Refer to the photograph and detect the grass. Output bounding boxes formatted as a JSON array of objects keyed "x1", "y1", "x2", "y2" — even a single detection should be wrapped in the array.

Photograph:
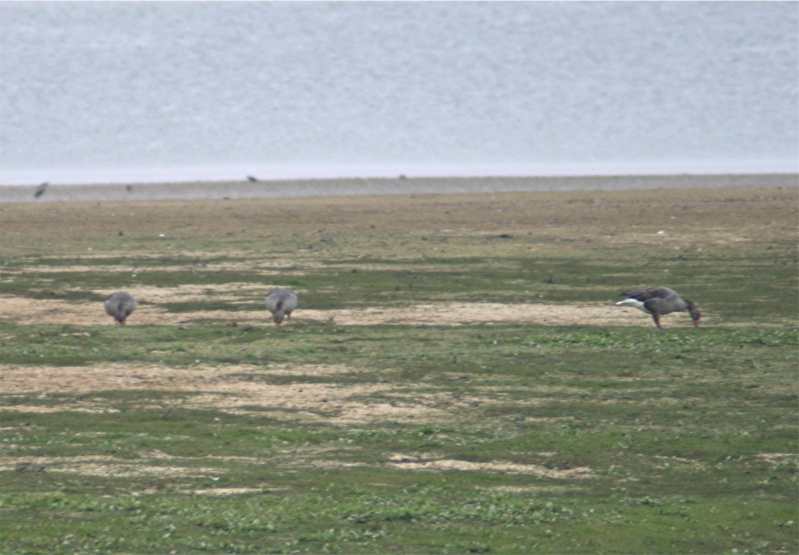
[{"x1": 0, "y1": 185, "x2": 797, "y2": 554}]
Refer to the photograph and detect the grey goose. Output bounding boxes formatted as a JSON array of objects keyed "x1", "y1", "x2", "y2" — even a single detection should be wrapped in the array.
[
  {"x1": 265, "y1": 288, "x2": 298, "y2": 327},
  {"x1": 104, "y1": 291, "x2": 136, "y2": 325},
  {"x1": 616, "y1": 287, "x2": 701, "y2": 329}
]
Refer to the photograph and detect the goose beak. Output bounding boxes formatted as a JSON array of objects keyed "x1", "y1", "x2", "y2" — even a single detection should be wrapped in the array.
[{"x1": 693, "y1": 318, "x2": 700, "y2": 328}]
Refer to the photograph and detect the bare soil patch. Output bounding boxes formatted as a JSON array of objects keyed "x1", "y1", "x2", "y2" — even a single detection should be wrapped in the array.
[
  {"x1": 1, "y1": 455, "x2": 220, "y2": 478},
  {"x1": 387, "y1": 453, "x2": 593, "y2": 479},
  {"x1": 0, "y1": 361, "x2": 596, "y2": 480},
  {"x1": 0, "y1": 362, "x2": 493, "y2": 425},
  {"x1": 302, "y1": 303, "x2": 661, "y2": 327},
  {"x1": 1, "y1": 292, "x2": 668, "y2": 327}
]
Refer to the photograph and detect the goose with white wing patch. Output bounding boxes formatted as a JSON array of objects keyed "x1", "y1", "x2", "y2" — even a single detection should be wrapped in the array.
[{"x1": 616, "y1": 287, "x2": 701, "y2": 329}]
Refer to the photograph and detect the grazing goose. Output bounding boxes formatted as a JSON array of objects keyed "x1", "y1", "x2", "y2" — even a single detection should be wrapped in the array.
[
  {"x1": 265, "y1": 288, "x2": 298, "y2": 326},
  {"x1": 104, "y1": 291, "x2": 136, "y2": 325},
  {"x1": 616, "y1": 287, "x2": 701, "y2": 329}
]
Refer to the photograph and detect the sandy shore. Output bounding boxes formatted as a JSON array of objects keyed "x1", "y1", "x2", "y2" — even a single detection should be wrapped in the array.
[{"x1": 1, "y1": 173, "x2": 796, "y2": 203}]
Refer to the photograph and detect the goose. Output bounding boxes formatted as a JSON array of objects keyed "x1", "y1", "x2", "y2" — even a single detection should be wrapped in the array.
[
  {"x1": 104, "y1": 291, "x2": 136, "y2": 325},
  {"x1": 616, "y1": 287, "x2": 700, "y2": 329},
  {"x1": 265, "y1": 288, "x2": 298, "y2": 326}
]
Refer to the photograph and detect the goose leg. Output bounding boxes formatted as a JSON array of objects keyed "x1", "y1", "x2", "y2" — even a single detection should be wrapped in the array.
[{"x1": 652, "y1": 314, "x2": 662, "y2": 329}]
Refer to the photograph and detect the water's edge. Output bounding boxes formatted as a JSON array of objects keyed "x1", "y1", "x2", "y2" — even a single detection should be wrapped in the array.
[{"x1": 2, "y1": 174, "x2": 796, "y2": 204}]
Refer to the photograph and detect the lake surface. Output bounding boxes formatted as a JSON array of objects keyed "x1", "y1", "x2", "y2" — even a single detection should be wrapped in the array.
[{"x1": 1, "y1": 2, "x2": 797, "y2": 186}]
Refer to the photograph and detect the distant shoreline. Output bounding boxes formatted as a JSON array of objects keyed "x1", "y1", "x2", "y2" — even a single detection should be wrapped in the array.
[{"x1": 1, "y1": 173, "x2": 796, "y2": 203}]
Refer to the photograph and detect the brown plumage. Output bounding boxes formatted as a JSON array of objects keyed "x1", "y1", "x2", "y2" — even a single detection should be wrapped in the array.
[
  {"x1": 265, "y1": 288, "x2": 298, "y2": 327},
  {"x1": 616, "y1": 287, "x2": 701, "y2": 329},
  {"x1": 104, "y1": 291, "x2": 136, "y2": 325}
]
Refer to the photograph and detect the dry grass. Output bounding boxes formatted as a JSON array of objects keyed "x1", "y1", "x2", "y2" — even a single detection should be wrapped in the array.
[
  {"x1": 0, "y1": 293, "x2": 652, "y2": 327},
  {"x1": 1, "y1": 185, "x2": 794, "y2": 254}
]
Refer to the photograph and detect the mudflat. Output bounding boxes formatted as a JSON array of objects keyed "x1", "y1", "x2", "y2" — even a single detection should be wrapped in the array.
[{"x1": 1, "y1": 173, "x2": 795, "y2": 202}]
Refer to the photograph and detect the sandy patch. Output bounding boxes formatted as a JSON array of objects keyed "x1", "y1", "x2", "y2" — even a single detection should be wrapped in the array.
[
  {"x1": 11, "y1": 258, "x2": 321, "y2": 276},
  {"x1": 0, "y1": 293, "x2": 250, "y2": 326},
  {"x1": 0, "y1": 361, "x2": 596, "y2": 479},
  {"x1": 756, "y1": 453, "x2": 799, "y2": 465},
  {"x1": 0, "y1": 405, "x2": 120, "y2": 415},
  {"x1": 387, "y1": 453, "x2": 592, "y2": 479},
  {"x1": 0, "y1": 362, "x2": 477, "y2": 425},
  {"x1": 4, "y1": 451, "x2": 592, "y2": 481},
  {"x1": 302, "y1": 303, "x2": 652, "y2": 327},
  {"x1": 191, "y1": 487, "x2": 273, "y2": 496},
  {"x1": 2, "y1": 455, "x2": 219, "y2": 478},
  {"x1": 0, "y1": 292, "x2": 667, "y2": 327}
]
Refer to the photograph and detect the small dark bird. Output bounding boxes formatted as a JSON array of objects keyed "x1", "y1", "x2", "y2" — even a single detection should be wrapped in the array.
[
  {"x1": 33, "y1": 182, "x2": 49, "y2": 198},
  {"x1": 265, "y1": 288, "x2": 298, "y2": 327},
  {"x1": 104, "y1": 291, "x2": 137, "y2": 325},
  {"x1": 616, "y1": 287, "x2": 701, "y2": 329},
  {"x1": 247, "y1": 175, "x2": 259, "y2": 182}
]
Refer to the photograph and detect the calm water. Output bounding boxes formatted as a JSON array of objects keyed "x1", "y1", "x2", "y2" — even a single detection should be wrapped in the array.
[{"x1": 1, "y1": 1, "x2": 797, "y2": 186}]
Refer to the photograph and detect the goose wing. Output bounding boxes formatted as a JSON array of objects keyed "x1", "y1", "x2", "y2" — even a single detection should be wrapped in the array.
[{"x1": 622, "y1": 287, "x2": 677, "y2": 303}]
